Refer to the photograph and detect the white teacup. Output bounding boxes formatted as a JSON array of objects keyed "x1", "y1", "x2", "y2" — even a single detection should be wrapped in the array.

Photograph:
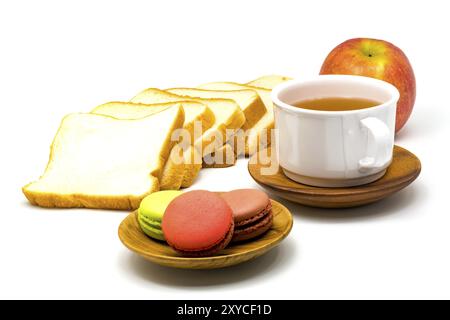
[{"x1": 271, "y1": 75, "x2": 400, "y2": 187}]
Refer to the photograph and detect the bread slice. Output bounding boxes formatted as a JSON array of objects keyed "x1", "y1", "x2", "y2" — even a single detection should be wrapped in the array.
[
  {"x1": 92, "y1": 101, "x2": 215, "y2": 139},
  {"x1": 23, "y1": 105, "x2": 185, "y2": 210},
  {"x1": 197, "y1": 82, "x2": 273, "y2": 156},
  {"x1": 201, "y1": 130, "x2": 245, "y2": 168},
  {"x1": 166, "y1": 88, "x2": 266, "y2": 130},
  {"x1": 246, "y1": 75, "x2": 292, "y2": 89},
  {"x1": 131, "y1": 88, "x2": 245, "y2": 188},
  {"x1": 92, "y1": 101, "x2": 169, "y2": 118},
  {"x1": 180, "y1": 146, "x2": 203, "y2": 188},
  {"x1": 202, "y1": 144, "x2": 237, "y2": 168},
  {"x1": 160, "y1": 144, "x2": 202, "y2": 189},
  {"x1": 91, "y1": 101, "x2": 214, "y2": 190}
]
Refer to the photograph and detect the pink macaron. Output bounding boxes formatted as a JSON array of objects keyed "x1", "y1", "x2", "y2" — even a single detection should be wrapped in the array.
[{"x1": 162, "y1": 190, "x2": 234, "y2": 256}]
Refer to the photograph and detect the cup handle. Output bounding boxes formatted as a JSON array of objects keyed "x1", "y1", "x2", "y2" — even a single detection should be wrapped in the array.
[{"x1": 358, "y1": 117, "x2": 392, "y2": 173}]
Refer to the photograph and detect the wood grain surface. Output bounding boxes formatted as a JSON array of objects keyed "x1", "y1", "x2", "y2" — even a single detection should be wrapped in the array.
[
  {"x1": 118, "y1": 199, "x2": 293, "y2": 269},
  {"x1": 248, "y1": 145, "x2": 421, "y2": 208}
]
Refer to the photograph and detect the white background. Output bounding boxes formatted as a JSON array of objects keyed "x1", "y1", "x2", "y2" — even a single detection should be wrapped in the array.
[{"x1": 1, "y1": 0, "x2": 449, "y2": 299}]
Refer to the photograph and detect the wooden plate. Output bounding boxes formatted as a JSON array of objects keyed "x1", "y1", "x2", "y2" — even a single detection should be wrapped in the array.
[
  {"x1": 248, "y1": 145, "x2": 421, "y2": 208},
  {"x1": 118, "y1": 199, "x2": 293, "y2": 269}
]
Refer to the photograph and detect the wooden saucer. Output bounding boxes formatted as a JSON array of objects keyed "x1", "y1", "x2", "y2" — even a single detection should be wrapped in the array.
[
  {"x1": 118, "y1": 199, "x2": 293, "y2": 269},
  {"x1": 248, "y1": 145, "x2": 421, "y2": 208}
]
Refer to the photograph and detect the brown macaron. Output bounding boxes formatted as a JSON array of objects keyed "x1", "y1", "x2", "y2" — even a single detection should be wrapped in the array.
[{"x1": 221, "y1": 189, "x2": 273, "y2": 242}]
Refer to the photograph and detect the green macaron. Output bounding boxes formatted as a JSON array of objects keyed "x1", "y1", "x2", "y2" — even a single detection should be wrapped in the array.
[{"x1": 137, "y1": 190, "x2": 183, "y2": 241}]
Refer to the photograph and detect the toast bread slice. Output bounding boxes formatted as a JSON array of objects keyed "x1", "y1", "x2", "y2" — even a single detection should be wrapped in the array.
[
  {"x1": 202, "y1": 144, "x2": 237, "y2": 168},
  {"x1": 23, "y1": 105, "x2": 185, "y2": 210},
  {"x1": 246, "y1": 75, "x2": 292, "y2": 89},
  {"x1": 92, "y1": 101, "x2": 214, "y2": 140},
  {"x1": 179, "y1": 146, "x2": 203, "y2": 188}
]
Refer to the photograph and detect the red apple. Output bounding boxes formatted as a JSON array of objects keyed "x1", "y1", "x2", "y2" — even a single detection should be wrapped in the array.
[{"x1": 320, "y1": 38, "x2": 416, "y2": 133}]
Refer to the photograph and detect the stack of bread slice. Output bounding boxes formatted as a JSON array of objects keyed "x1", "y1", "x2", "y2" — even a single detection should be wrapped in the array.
[
  {"x1": 23, "y1": 75, "x2": 291, "y2": 210},
  {"x1": 198, "y1": 82, "x2": 273, "y2": 155},
  {"x1": 130, "y1": 88, "x2": 246, "y2": 188},
  {"x1": 166, "y1": 88, "x2": 267, "y2": 131}
]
